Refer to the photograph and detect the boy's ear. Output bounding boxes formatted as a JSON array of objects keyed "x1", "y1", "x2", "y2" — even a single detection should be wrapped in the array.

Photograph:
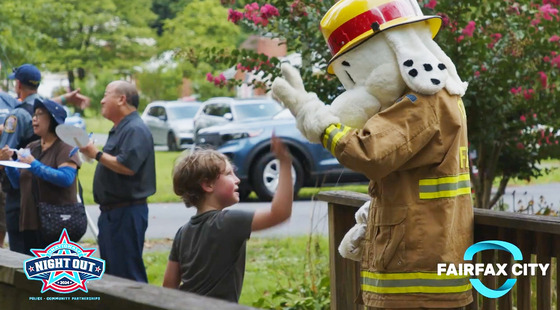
[{"x1": 200, "y1": 179, "x2": 214, "y2": 193}]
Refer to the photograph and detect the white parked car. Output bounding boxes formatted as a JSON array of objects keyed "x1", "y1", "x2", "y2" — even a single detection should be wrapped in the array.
[{"x1": 142, "y1": 101, "x2": 201, "y2": 151}]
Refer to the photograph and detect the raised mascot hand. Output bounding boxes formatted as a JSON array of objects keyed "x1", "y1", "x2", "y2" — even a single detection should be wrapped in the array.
[{"x1": 272, "y1": 64, "x2": 340, "y2": 143}]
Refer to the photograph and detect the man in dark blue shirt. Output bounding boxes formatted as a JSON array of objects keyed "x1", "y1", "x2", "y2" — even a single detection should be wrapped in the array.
[{"x1": 80, "y1": 80, "x2": 155, "y2": 282}]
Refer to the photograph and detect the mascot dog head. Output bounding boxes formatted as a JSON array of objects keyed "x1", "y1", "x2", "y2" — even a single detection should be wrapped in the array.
[{"x1": 321, "y1": 0, "x2": 467, "y2": 112}]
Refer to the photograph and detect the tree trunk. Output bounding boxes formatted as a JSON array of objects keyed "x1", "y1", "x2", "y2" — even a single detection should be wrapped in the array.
[
  {"x1": 67, "y1": 69, "x2": 75, "y2": 91},
  {"x1": 473, "y1": 141, "x2": 505, "y2": 209}
]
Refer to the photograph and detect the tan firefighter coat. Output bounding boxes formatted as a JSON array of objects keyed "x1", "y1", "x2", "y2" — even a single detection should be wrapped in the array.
[{"x1": 321, "y1": 89, "x2": 474, "y2": 308}]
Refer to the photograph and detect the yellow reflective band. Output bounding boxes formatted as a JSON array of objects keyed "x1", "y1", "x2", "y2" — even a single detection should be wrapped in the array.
[
  {"x1": 361, "y1": 271, "x2": 467, "y2": 280},
  {"x1": 419, "y1": 188, "x2": 472, "y2": 199},
  {"x1": 418, "y1": 173, "x2": 471, "y2": 200},
  {"x1": 322, "y1": 124, "x2": 339, "y2": 149},
  {"x1": 418, "y1": 173, "x2": 470, "y2": 186},
  {"x1": 330, "y1": 125, "x2": 351, "y2": 155},
  {"x1": 361, "y1": 271, "x2": 472, "y2": 294},
  {"x1": 361, "y1": 283, "x2": 472, "y2": 294}
]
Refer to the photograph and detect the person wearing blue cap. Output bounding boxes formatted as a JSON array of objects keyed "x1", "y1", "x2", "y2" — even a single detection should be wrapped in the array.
[
  {"x1": 0, "y1": 64, "x2": 42, "y2": 253},
  {"x1": 3, "y1": 98, "x2": 82, "y2": 252},
  {"x1": 0, "y1": 64, "x2": 91, "y2": 252}
]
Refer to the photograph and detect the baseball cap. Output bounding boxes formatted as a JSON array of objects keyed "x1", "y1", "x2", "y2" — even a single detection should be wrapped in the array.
[
  {"x1": 34, "y1": 98, "x2": 67, "y2": 126},
  {"x1": 8, "y1": 64, "x2": 41, "y2": 87}
]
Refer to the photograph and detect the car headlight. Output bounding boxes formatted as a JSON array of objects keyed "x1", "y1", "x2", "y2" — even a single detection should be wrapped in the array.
[{"x1": 223, "y1": 129, "x2": 264, "y2": 141}]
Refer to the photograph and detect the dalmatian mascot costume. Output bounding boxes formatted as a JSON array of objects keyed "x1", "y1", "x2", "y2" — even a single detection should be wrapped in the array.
[{"x1": 273, "y1": 0, "x2": 474, "y2": 308}]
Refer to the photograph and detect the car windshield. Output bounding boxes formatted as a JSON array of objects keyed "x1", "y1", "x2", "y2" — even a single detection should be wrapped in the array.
[
  {"x1": 233, "y1": 102, "x2": 283, "y2": 121},
  {"x1": 166, "y1": 105, "x2": 200, "y2": 121}
]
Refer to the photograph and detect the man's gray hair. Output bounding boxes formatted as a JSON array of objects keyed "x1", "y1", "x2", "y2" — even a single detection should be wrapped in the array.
[{"x1": 114, "y1": 81, "x2": 139, "y2": 108}]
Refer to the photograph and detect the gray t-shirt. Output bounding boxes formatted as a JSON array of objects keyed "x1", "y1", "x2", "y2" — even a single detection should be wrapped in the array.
[{"x1": 169, "y1": 209, "x2": 254, "y2": 302}]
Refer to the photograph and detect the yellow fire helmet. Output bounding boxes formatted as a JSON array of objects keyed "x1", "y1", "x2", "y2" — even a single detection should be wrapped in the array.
[{"x1": 320, "y1": 0, "x2": 442, "y2": 74}]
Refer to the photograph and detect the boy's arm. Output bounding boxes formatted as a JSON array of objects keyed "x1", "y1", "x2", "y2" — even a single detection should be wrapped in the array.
[
  {"x1": 251, "y1": 135, "x2": 293, "y2": 231},
  {"x1": 162, "y1": 260, "x2": 181, "y2": 289}
]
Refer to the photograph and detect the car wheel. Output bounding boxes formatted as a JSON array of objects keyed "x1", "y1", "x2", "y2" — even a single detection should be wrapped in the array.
[
  {"x1": 251, "y1": 152, "x2": 303, "y2": 201},
  {"x1": 168, "y1": 132, "x2": 178, "y2": 151}
]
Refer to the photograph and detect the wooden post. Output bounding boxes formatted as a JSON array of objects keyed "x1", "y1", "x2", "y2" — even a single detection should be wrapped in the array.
[
  {"x1": 328, "y1": 202, "x2": 363, "y2": 310},
  {"x1": 536, "y1": 232, "x2": 551, "y2": 310}
]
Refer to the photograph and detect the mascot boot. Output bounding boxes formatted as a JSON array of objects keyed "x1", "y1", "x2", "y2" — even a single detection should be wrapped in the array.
[{"x1": 272, "y1": 0, "x2": 474, "y2": 308}]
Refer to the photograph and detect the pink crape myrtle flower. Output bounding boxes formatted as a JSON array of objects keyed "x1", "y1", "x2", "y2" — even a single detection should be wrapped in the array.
[
  {"x1": 549, "y1": 35, "x2": 560, "y2": 42},
  {"x1": 543, "y1": 0, "x2": 560, "y2": 5},
  {"x1": 227, "y1": 9, "x2": 243, "y2": 24},
  {"x1": 260, "y1": 4, "x2": 279, "y2": 19},
  {"x1": 539, "y1": 4, "x2": 559, "y2": 21},
  {"x1": 510, "y1": 86, "x2": 522, "y2": 94},
  {"x1": 290, "y1": 0, "x2": 308, "y2": 17},
  {"x1": 520, "y1": 115, "x2": 527, "y2": 122},
  {"x1": 523, "y1": 89, "x2": 535, "y2": 100},
  {"x1": 551, "y1": 55, "x2": 560, "y2": 68},
  {"x1": 206, "y1": 72, "x2": 214, "y2": 82},
  {"x1": 424, "y1": 0, "x2": 437, "y2": 9},
  {"x1": 488, "y1": 33, "x2": 502, "y2": 49},
  {"x1": 538, "y1": 71, "x2": 548, "y2": 88},
  {"x1": 462, "y1": 21, "x2": 476, "y2": 37}
]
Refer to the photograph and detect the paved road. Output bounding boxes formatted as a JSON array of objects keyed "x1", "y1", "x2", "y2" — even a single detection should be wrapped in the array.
[
  {"x1": 500, "y1": 183, "x2": 560, "y2": 212},
  {"x1": 83, "y1": 200, "x2": 330, "y2": 241}
]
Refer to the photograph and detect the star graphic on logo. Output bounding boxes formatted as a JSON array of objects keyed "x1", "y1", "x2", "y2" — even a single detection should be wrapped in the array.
[
  {"x1": 95, "y1": 266, "x2": 101, "y2": 273},
  {"x1": 28, "y1": 230, "x2": 98, "y2": 293},
  {"x1": 28, "y1": 266, "x2": 34, "y2": 272}
]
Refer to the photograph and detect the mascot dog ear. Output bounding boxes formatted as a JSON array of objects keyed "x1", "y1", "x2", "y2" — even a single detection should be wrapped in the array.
[{"x1": 383, "y1": 23, "x2": 468, "y2": 96}]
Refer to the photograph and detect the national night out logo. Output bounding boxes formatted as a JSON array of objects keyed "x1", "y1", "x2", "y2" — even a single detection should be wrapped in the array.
[{"x1": 23, "y1": 229, "x2": 105, "y2": 293}]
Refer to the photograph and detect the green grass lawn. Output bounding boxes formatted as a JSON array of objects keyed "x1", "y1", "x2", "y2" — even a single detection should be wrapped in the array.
[
  {"x1": 84, "y1": 115, "x2": 114, "y2": 134},
  {"x1": 79, "y1": 151, "x2": 186, "y2": 205},
  {"x1": 144, "y1": 235, "x2": 330, "y2": 308}
]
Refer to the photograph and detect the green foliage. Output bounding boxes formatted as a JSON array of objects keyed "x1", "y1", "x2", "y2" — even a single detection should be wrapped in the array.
[
  {"x1": 421, "y1": 0, "x2": 560, "y2": 208},
  {"x1": 159, "y1": 0, "x2": 241, "y2": 52},
  {"x1": 150, "y1": 0, "x2": 193, "y2": 36},
  {"x1": 74, "y1": 71, "x2": 121, "y2": 116},
  {"x1": 249, "y1": 236, "x2": 330, "y2": 309},
  {"x1": 136, "y1": 66, "x2": 184, "y2": 105},
  {"x1": 157, "y1": 0, "x2": 242, "y2": 100},
  {"x1": 0, "y1": 0, "x2": 157, "y2": 91}
]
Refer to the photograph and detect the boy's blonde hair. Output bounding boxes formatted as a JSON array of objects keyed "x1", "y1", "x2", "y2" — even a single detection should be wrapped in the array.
[{"x1": 173, "y1": 149, "x2": 229, "y2": 207}]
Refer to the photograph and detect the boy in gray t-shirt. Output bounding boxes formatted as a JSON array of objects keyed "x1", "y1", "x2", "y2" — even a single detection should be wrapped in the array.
[{"x1": 163, "y1": 135, "x2": 293, "y2": 303}]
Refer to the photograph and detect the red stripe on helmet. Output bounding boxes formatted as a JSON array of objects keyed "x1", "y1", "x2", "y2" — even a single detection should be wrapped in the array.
[{"x1": 326, "y1": 1, "x2": 415, "y2": 56}]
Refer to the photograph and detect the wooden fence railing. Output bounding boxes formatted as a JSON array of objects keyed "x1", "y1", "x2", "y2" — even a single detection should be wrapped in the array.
[{"x1": 317, "y1": 190, "x2": 560, "y2": 310}]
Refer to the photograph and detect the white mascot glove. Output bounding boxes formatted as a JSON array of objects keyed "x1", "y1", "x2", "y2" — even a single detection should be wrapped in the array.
[
  {"x1": 338, "y1": 201, "x2": 370, "y2": 261},
  {"x1": 272, "y1": 63, "x2": 340, "y2": 143}
]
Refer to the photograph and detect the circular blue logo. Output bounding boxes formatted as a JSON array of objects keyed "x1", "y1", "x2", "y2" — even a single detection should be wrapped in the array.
[{"x1": 463, "y1": 240, "x2": 522, "y2": 298}]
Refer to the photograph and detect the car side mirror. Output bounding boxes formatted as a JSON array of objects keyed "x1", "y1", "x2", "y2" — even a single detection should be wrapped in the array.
[
  {"x1": 158, "y1": 115, "x2": 167, "y2": 121},
  {"x1": 223, "y1": 113, "x2": 233, "y2": 121}
]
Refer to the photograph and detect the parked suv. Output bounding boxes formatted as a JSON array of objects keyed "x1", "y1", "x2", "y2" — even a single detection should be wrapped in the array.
[
  {"x1": 193, "y1": 97, "x2": 283, "y2": 137},
  {"x1": 142, "y1": 101, "x2": 201, "y2": 151},
  {"x1": 196, "y1": 109, "x2": 367, "y2": 201}
]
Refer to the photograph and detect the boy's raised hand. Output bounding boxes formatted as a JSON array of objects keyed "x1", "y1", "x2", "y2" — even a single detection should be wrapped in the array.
[{"x1": 271, "y1": 132, "x2": 292, "y2": 163}]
